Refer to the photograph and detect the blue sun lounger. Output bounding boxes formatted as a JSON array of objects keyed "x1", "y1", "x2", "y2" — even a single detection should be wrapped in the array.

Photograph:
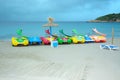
[{"x1": 100, "y1": 44, "x2": 119, "y2": 50}]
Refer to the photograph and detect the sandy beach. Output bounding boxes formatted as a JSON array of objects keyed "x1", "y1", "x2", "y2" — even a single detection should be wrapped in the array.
[{"x1": 0, "y1": 38, "x2": 120, "y2": 80}]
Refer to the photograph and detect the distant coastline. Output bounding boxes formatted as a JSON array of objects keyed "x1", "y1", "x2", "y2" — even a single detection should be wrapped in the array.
[
  {"x1": 88, "y1": 13, "x2": 120, "y2": 22},
  {"x1": 88, "y1": 20, "x2": 120, "y2": 22}
]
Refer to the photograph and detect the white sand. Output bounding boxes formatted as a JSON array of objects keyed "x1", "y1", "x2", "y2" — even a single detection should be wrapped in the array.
[{"x1": 0, "y1": 38, "x2": 120, "y2": 80}]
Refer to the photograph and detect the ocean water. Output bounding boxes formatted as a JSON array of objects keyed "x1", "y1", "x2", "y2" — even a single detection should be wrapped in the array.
[{"x1": 0, "y1": 21, "x2": 120, "y2": 41}]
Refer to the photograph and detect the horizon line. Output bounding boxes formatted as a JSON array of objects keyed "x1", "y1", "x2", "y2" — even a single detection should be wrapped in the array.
[{"x1": 0, "y1": 21, "x2": 89, "y2": 22}]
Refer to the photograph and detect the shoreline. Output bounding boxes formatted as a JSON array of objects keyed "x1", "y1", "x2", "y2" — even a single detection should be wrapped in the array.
[{"x1": 0, "y1": 37, "x2": 120, "y2": 45}]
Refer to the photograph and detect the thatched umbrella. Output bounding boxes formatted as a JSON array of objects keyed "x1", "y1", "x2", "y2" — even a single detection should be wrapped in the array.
[{"x1": 43, "y1": 17, "x2": 58, "y2": 41}]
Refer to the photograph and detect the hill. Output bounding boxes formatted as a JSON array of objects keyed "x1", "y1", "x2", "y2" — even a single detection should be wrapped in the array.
[{"x1": 89, "y1": 13, "x2": 120, "y2": 22}]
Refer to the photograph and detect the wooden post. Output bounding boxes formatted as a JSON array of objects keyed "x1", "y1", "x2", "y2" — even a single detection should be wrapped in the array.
[
  {"x1": 50, "y1": 26, "x2": 52, "y2": 42},
  {"x1": 111, "y1": 28, "x2": 114, "y2": 45}
]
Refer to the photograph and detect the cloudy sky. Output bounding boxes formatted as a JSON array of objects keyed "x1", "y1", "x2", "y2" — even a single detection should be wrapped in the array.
[{"x1": 0, "y1": 0, "x2": 120, "y2": 21}]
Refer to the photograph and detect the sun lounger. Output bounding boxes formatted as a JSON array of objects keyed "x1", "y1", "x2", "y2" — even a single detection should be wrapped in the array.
[{"x1": 100, "y1": 44, "x2": 119, "y2": 50}]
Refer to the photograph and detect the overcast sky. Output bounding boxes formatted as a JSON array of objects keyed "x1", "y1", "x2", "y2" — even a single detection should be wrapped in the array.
[{"x1": 0, "y1": 0, "x2": 120, "y2": 21}]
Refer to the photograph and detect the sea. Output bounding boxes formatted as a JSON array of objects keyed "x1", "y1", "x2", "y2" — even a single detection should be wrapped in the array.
[{"x1": 0, "y1": 21, "x2": 120, "y2": 41}]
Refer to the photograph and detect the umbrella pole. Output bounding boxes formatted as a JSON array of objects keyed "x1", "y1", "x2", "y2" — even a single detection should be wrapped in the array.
[
  {"x1": 50, "y1": 26, "x2": 52, "y2": 42},
  {"x1": 50, "y1": 26, "x2": 52, "y2": 35}
]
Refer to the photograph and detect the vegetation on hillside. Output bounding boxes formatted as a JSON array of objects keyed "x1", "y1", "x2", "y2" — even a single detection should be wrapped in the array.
[{"x1": 96, "y1": 13, "x2": 120, "y2": 22}]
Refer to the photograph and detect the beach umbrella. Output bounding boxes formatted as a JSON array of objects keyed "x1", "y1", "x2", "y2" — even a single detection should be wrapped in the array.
[{"x1": 43, "y1": 17, "x2": 58, "y2": 41}]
